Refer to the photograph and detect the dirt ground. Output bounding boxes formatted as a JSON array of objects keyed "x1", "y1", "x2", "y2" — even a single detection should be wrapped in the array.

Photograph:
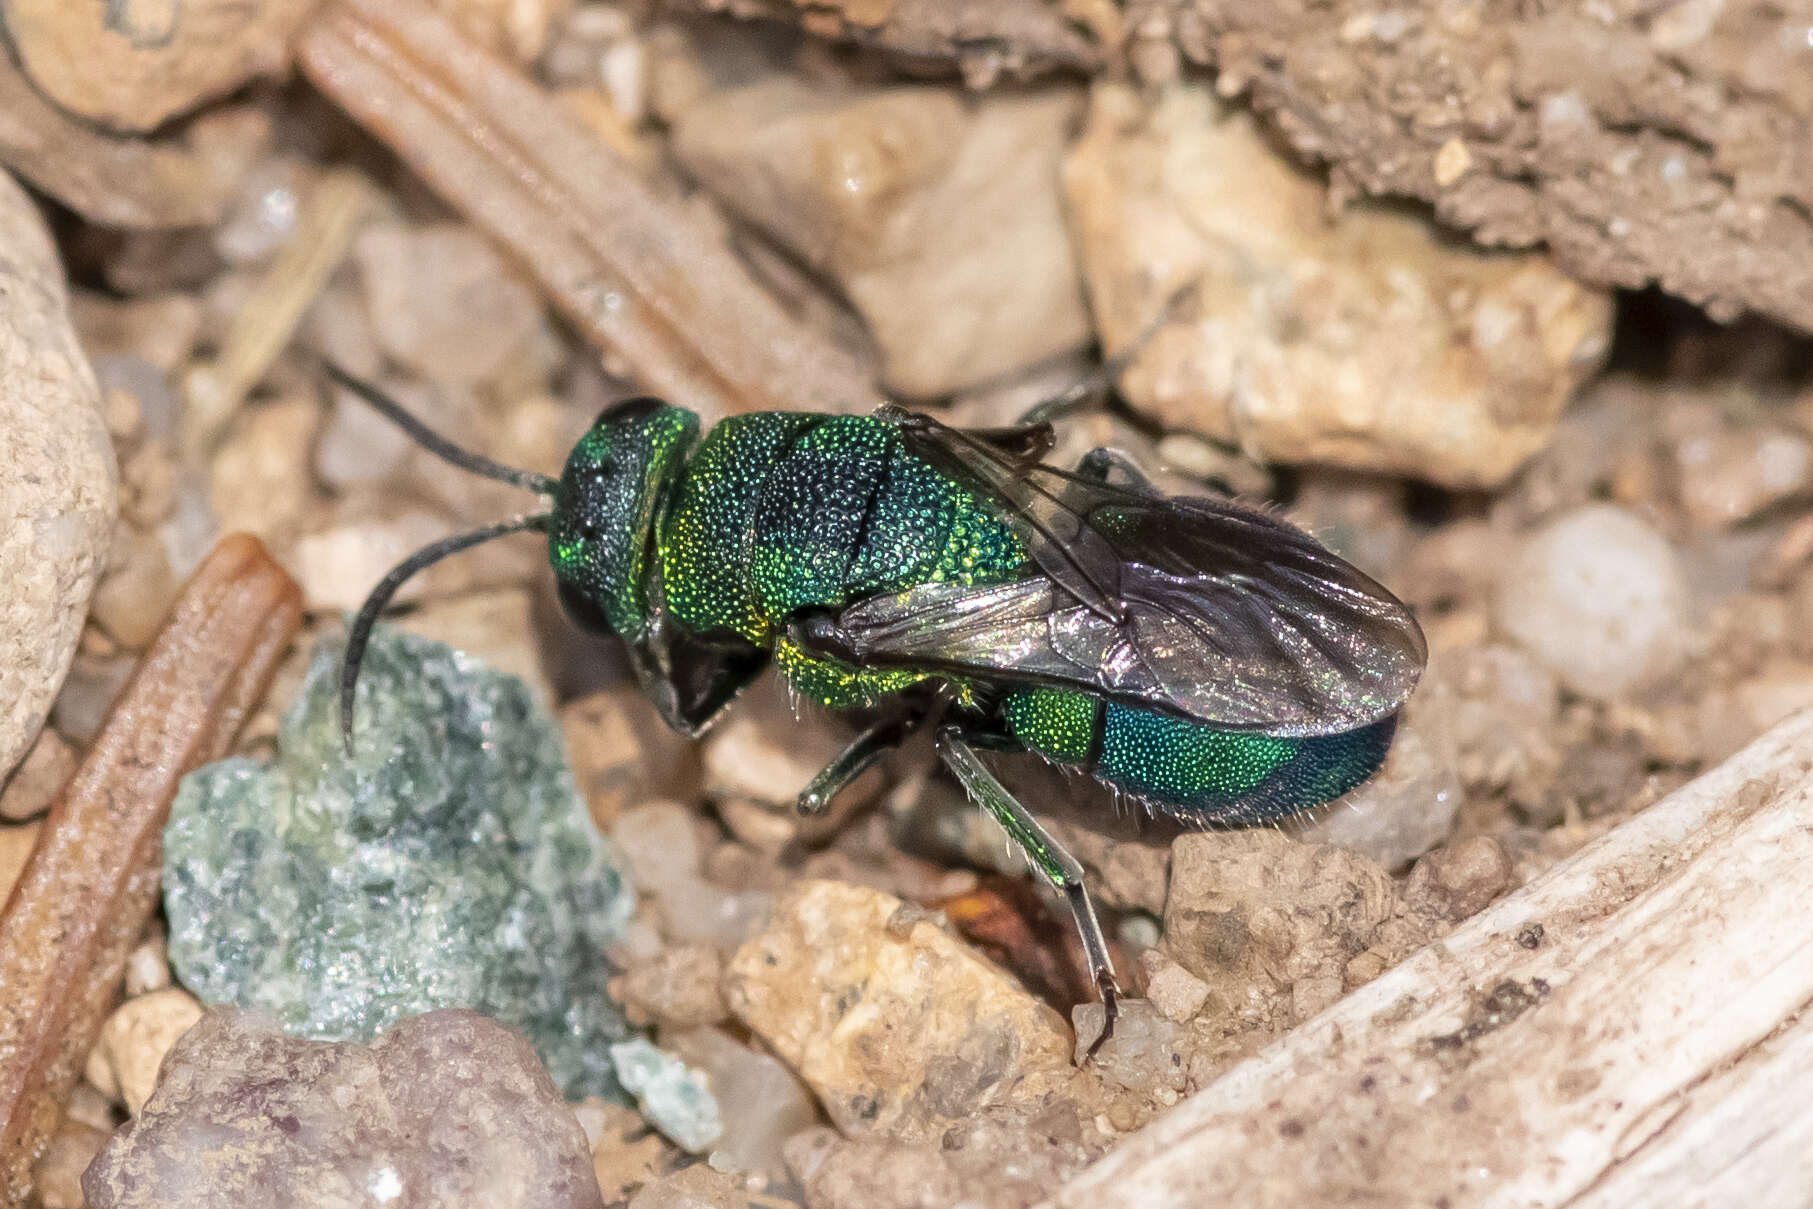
[{"x1": 3, "y1": 2, "x2": 1812, "y2": 1207}]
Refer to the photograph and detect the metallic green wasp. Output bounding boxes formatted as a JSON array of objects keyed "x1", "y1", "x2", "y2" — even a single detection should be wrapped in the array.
[{"x1": 332, "y1": 368, "x2": 1426, "y2": 1052}]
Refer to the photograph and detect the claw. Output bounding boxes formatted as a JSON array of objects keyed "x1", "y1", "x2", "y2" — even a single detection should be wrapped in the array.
[{"x1": 1083, "y1": 969, "x2": 1122, "y2": 1062}]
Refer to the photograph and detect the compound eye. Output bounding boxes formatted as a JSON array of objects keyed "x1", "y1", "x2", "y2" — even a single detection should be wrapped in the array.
[
  {"x1": 595, "y1": 396, "x2": 666, "y2": 427},
  {"x1": 557, "y1": 581, "x2": 613, "y2": 635}
]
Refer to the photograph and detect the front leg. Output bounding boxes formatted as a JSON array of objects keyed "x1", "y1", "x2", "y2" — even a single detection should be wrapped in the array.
[
  {"x1": 796, "y1": 701, "x2": 936, "y2": 816},
  {"x1": 935, "y1": 727, "x2": 1122, "y2": 1059}
]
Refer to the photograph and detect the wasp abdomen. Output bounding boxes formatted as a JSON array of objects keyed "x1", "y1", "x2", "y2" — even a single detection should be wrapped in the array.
[{"x1": 1002, "y1": 686, "x2": 1396, "y2": 824}]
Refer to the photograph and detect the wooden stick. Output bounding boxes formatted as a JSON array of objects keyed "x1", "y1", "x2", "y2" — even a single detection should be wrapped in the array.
[
  {"x1": 0, "y1": 535, "x2": 302, "y2": 1201},
  {"x1": 1049, "y1": 709, "x2": 1813, "y2": 1209},
  {"x1": 297, "y1": 0, "x2": 884, "y2": 419}
]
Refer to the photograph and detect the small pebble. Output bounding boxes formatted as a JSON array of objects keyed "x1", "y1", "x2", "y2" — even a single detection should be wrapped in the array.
[
  {"x1": 701, "y1": 677, "x2": 886, "y2": 833},
  {"x1": 1405, "y1": 836, "x2": 1516, "y2": 925},
  {"x1": 89, "y1": 524, "x2": 180, "y2": 649},
  {"x1": 207, "y1": 394, "x2": 320, "y2": 548},
  {"x1": 1667, "y1": 404, "x2": 1813, "y2": 530},
  {"x1": 562, "y1": 687, "x2": 702, "y2": 830},
  {"x1": 0, "y1": 820, "x2": 43, "y2": 903},
  {"x1": 0, "y1": 729, "x2": 75, "y2": 821},
  {"x1": 1495, "y1": 504, "x2": 1689, "y2": 700},
  {"x1": 666, "y1": 1027, "x2": 818, "y2": 1178},
  {"x1": 619, "y1": 944, "x2": 728, "y2": 1030},
  {"x1": 1142, "y1": 956, "x2": 1210, "y2": 1023},
  {"x1": 612, "y1": 803, "x2": 769, "y2": 950},
  {"x1": 124, "y1": 934, "x2": 173, "y2": 996},
  {"x1": 315, "y1": 382, "x2": 414, "y2": 487},
  {"x1": 624, "y1": 1163, "x2": 748, "y2": 1209},
  {"x1": 48, "y1": 652, "x2": 138, "y2": 745},
  {"x1": 611, "y1": 1038, "x2": 724, "y2": 1154},
  {"x1": 32, "y1": 1117, "x2": 110, "y2": 1209},
  {"x1": 1072, "y1": 999, "x2": 1186, "y2": 1091},
  {"x1": 354, "y1": 221, "x2": 545, "y2": 386},
  {"x1": 84, "y1": 988, "x2": 205, "y2": 1114},
  {"x1": 580, "y1": 1100, "x2": 673, "y2": 1203}
]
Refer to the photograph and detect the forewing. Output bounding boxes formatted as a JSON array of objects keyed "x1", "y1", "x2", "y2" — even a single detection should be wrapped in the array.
[{"x1": 825, "y1": 412, "x2": 1426, "y2": 735}]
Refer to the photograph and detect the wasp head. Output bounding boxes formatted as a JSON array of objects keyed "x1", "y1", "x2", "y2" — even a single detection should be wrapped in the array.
[{"x1": 548, "y1": 397, "x2": 697, "y2": 642}]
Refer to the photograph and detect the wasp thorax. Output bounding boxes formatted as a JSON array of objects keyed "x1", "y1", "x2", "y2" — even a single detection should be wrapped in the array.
[{"x1": 548, "y1": 397, "x2": 697, "y2": 641}]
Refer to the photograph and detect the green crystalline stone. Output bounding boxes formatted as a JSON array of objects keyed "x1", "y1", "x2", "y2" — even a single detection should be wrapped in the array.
[{"x1": 163, "y1": 627, "x2": 635, "y2": 1101}]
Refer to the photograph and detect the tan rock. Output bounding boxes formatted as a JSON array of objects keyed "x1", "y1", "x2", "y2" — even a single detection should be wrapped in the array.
[
  {"x1": 700, "y1": 677, "x2": 886, "y2": 845},
  {"x1": 291, "y1": 505, "x2": 541, "y2": 613},
  {"x1": 354, "y1": 221, "x2": 546, "y2": 387},
  {"x1": 1141, "y1": 956, "x2": 1210, "y2": 1025},
  {"x1": 0, "y1": 820, "x2": 43, "y2": 902},
  {"x1": 726, "y1": 879, "x2": 1072, "y2": 1140},
  {"x1": 0, "y1": 729, "x2": 74, "y2": 822},
  {"x1": 578, "y1": 1100, "x2": 671, "y2": 1204},
  {"x1": 30, "y1": 1115, "x2": 108, "y2": 1209},
  {"x1": 1403, "y1": 836, "x2": 1515, "y2": 927},
  {"x1": 89, "y1": 523, "x2": 180, "y2": 650},
  {"x1": 672, "y1": 79, "x2": 1090, "y2": 399},
  {"x1": 84, "y1": 988, "x2": 205, "y2": 1114},
  {"x1": 560, "y1": 687, "x2": 700, "y2": 832},
  {"x1": 0, "y1": 170, "x2": 117, "y2": 781},
  {"x1": 618, "y1": 944, "x2": 727, "y2": 1031},
  {"x1": 1162, "y1": 831, "x2": 1399, "y2": 1033},
  {"x1": 1064, "y1": 83, "x2": 1613, "y2": 488},
  {"x1": 3, "y1": 0, "x2": 317, "y2": 132},
  {"x1": 208, "y1": 393, "x2": 320, "y2": 550}
]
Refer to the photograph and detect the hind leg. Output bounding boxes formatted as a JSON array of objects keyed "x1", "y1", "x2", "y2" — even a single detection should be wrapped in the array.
[{"x1": 936, "y1": 727, "x2": 1122, "y2": 1059}]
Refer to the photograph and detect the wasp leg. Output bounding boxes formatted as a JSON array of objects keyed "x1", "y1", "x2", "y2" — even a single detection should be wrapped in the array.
[
  {"x1": 935, "y1": 727, "x2": 1122, "y2": 1060},
  {"x1": 1076, "y1": 446, "x2": 1157, "y2": 493},
  {"x1": 796, "y1": 705, "x2": 932, "y2": 816}
]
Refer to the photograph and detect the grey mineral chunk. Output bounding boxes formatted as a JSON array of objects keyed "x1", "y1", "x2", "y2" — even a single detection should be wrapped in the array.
[
  {"x1": 163, "y1": 627, "x2": 634, "y2": 1099},
  {"x1": 83, "y1": 1007, "x2": 605, "y2": 1209}
]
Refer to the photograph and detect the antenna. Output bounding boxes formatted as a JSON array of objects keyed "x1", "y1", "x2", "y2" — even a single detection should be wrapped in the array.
[
  {"x1": 324, "y1": 363, "x2": 560, "y2": 496},
  {"x1": 339, "y1": 513, "x2": 551, "y2": 751}
]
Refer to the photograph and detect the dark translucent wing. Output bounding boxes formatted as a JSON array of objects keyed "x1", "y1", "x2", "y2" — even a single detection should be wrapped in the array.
[
  {"x1": 878, "y1": 405, "x2": 1128, "y2": 622},
  {"x1": 818, "y1": 411, "x2": 1426, "y2": 736}
]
